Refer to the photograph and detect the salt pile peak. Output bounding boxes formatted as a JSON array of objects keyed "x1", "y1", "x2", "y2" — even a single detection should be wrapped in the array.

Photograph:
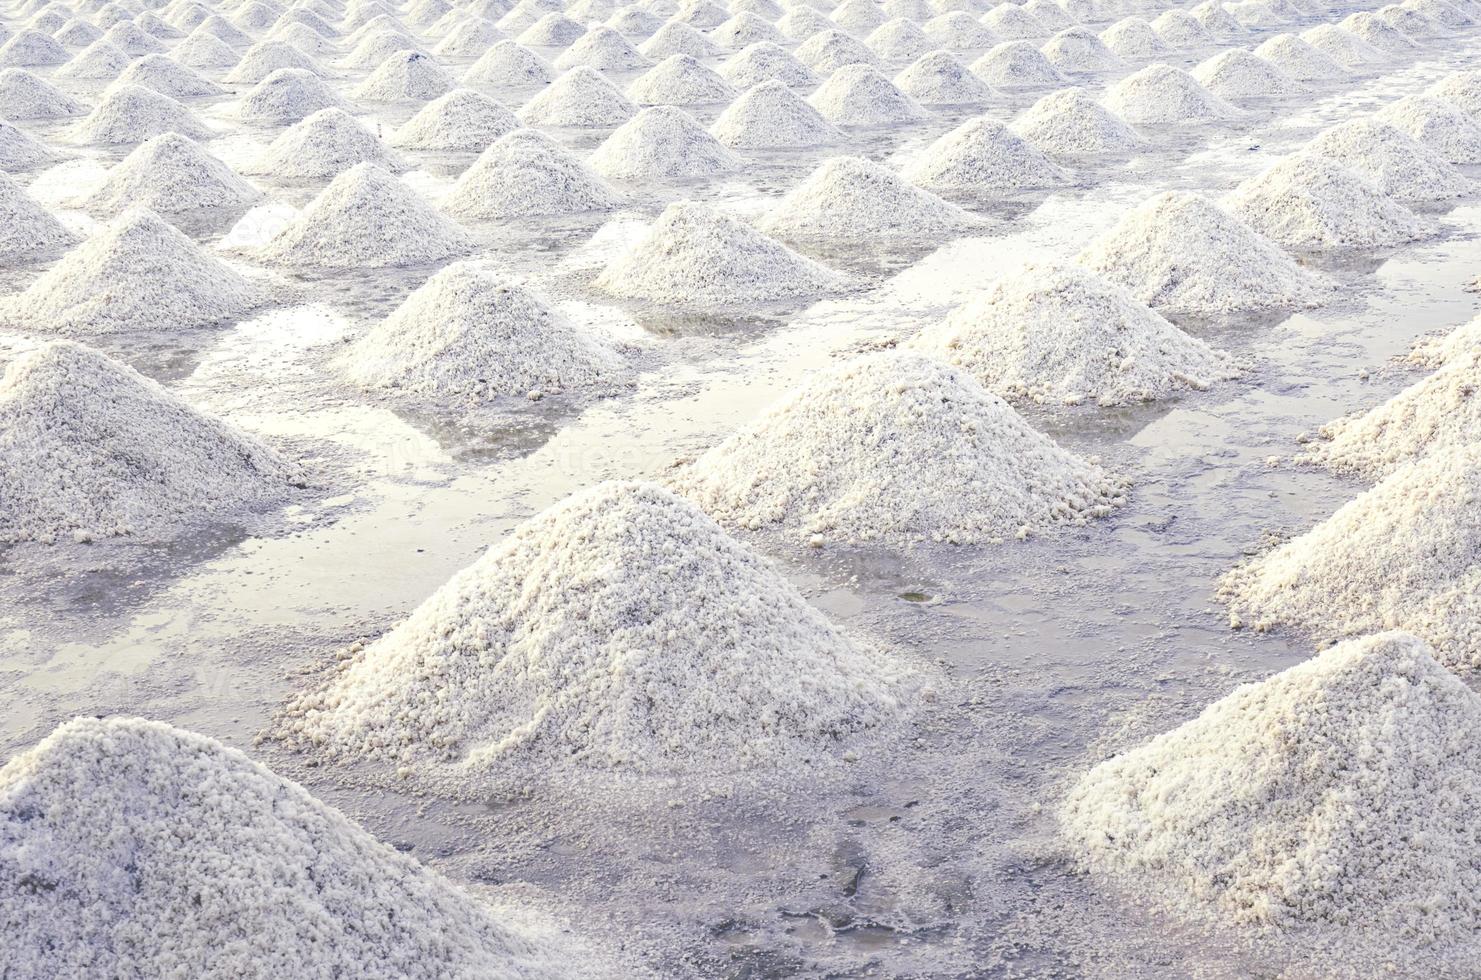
[
  {"x1": 250, "y1": 108, "x2": 405, "y2": 179},
  {"x1": 390, "y1": 87, "x2": 519, "y2": 151},
  {"x1": 69, "y1": 81, "x2": 208, "y2": 143},
  {"x1": 464, "y1": 40, "x2": 553, "y2": 88},
  {"x1": 902, "y1": 115, "x2": 1071, "y2": 194},
  {"x1": 1009, "y1": 88, "x2": 1143, "y2": 155},
  {"x1": 1101, "y1": 64, "x2": 1241, "y2": 124},
  {"x1": 79, "y1": 132, "x2": 261, "y2": 221},
  {"x1": 625, "y1": 53, "x2": 736, "y2": 105},
  {"x1": 442, "y1": 128, "x2": 620, "y2": 220},
  {"x1": 0, "y1": 171, "x2": 77, "y2": 262},
  {"x1": 519, "y1": 65, "x2": 634, "y2": 126},
  {"x1": 1305, "y1": 118, "x2": 1473, "y2": 202},
  {"x1": 709, "y1": 79, "x2": 843, "y2": 149},
  {"x1": 354, "y1": 49, "x2": 455, "y2": 102},
  {"x1": 1223, "y1": 151, "x2": 1428, "y2": 249},
  {"x1": 758, "y1": 155, "x2": 985, "y2": 241},
  {"x1": 588, "y1": 104, "x2": 740, "y2": 181},
  {"x1": 1190, "y1": 48, "x2": 1306, "y2": 99},
  {"x1": 893, "y1": 50, "x2": 995, "y2": 105}
]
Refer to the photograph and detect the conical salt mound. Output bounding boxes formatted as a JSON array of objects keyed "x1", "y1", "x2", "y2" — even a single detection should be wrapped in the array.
[
  {"x1": 1252, "y1": 32, "x2": 1346, "y2": 80},
  {"x1": 0, "y1": 342, "x2": 298, "y2": 543},
  {"x1": 0, "y1": 171, "x2": 77, "y2": 261},
  {"x1": 54, "y1": 19, "x2": 105, "y2": 48},
  {"x1": 1100, "y1": 17, "x2": 1170, "y2": 58},
  {"x1": 442, "y1": 129, "x2": 619, "y2": 220},
  {"x1": 793, "y1": 28, "x2": 877, "y2": 74},
  {"x1": 901, "y1": 116, "x2": 1070, "y2": 194},
  {"x1": 1, "y1": 716, "x2": 603, "y2": 974},
  {"x1": 250, "y1": 108, "x2": 404, "y2": 179},
  {"x1": 1041, "y1": 26, "x2": 1126, "y2": 75},
  {"x1": 0, "y1": 28, "x2": 68, "y2": 67},
  {"x1": 79, "y1": 132, "x2": 261, "y2": 221},
  {"x1": 0, "y1": 68, "x2": 87, "y2": 120},
  {"x1": 671, "y1": 351, "x2": 1124, "y2": 544},
  {"x1": 224, "y1": 39, "x2": 320, "y2": 85},
  {"x1": 626, "y1": 53, "x2": 735, "y2": 105},
  {"x1": 0, "y1": 118, "x2": 54, "y2": 169},
  {"x1": 710, "y1": 80, "x2": 842, "y2": 149},
  {"x1": 171, "y1": 29, "x2": 238, "y2": 70},
  {"x1": 588, "y1": 104, "x2": 739, "y2": 181},
  {"x1": 809, "y1": 63, "x2": 925, "y2": 126},
  {"x1": 335, "y1": 261, "x2": 628, "y2": 398},
  {"x1": 56, "y1": 37, "x2": 131, "y2": 80},
  {"x1": 554, "y1": 25, "x2": 648, "y2": 70},
  {"x1": 1408, "y1": 313, "x2": 1481, "y2": 368},
  {"x1": 238, "y1": 68, "x2": 345, "y2": 126},
  {"x1": 639, "y1": 21, "x2": 719, "y2": 60},
  {"x1": 893, "y1": 50, "x2": 994, "y2": 105},
  {"x1": 1377, "y1": 94, "x2": 1481, "y2": 164},
  {"x1": 713, "y1": 11, "x2": 783, "y2": 50},
  {"x1": 518, "y1": 66, "x2": 633, "y2": 126},
  {"x1": 1220, "y1": 446, "x2": 1481, "y2": 670},
  {"x1": 594, "y1": 200, "x2": 849, "y2": 308},
  {"x1": 1101, "y1": 64, "x2": 1241, "y2": 124},
  {"x1": 354, "y1": 49, "x2": 454, "y2": 102},
  {"x1": 434, "y1": 16, "x2": 501, "y2": 58},
  {"x1": 758, "y1": 155, "x2": 984, "y2": 241},
  {"x1": 718, "y1": 40, "x2": 815, "y2": 88},
  {"x1": 115, "y1": 52, "x2": 222, "y2": 98},
  {"x1": 1427, "y1": 69, "x2": 1481, "y2": 117},
  {"x1": 1061, "y1": 631, "x2": 1481, "y2": 935},
  {"x1": 390, "y1": 88, "x2": 518, "y2": 151},
  {"x1": 0, "y1": 209, "x2": 261, "y2": 335},
  {"x1": 258, "y1": 163, "x2": 468, "y2": 268},
  {"x1": 865, "y1": 18, "x2": 931, "y2": 62},
  {"x1": 909, "y1": 262, "x2": 1238, "y2": 406},
  {"x1": 463, "y1": 40, "x2": 553, "y2": 88},
  {"x1": 1009, "y1": 87, "x2": 1143, "y2": 155},
  {"x1": 970, "y1": 41, "x2": 1066, "y2": 88},
  {"x1": 1077, "y1": 191, "x2": 1329, "y2": 315},
  {"x1": 982, "y1": 6, "x2": 1048, "y2": 41},
  {"x1": 1304, "y1": 119, "x2": 1472, "y2": 203},
  {"x1": 1223, "y1": 152, "x2": 1428, "y2": 249},
  {"x1": 1300, "y1": 23, "x2": 1385, "y2": 68},
  {"x1": 68, "y1": 82, "x2": 207, "y2": 145},
  {"x1": 1190, "y1": 48, "x2": 1305, "y2": 99},
  {"x1": 1340, "y1": 10, "x2": 1416, "y2": 52},
  {"x1": 340, "y1": 30, "x2": 429, "y2": 71},
  {"x1": 1187, "y1": 1, "x2": 1243, "y2": 38},
  {"x1": 279, "y1": 480, "x2": 914, "y2": 772}
]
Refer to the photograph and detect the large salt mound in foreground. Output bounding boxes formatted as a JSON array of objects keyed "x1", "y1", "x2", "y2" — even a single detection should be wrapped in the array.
[
  {"x1": 588, "y1": 105, "x2": 739, "y2": 181},
  {"x1": 0, "y1": 342, "x2": 299, "y2": 543},
  {"x1": 1077, "y1": 191, "x2": 1329, "y2": 315},
  {"x1": 0, "y1": 171, "x2": 76, "y2": 262},
  {"x1": 1, "y1": 716, "x2": 600, "y2": 976},
  {"x1": 758, "y1": 155, "x2": 984, "y2": 241},
  {"x1": 1009, "y1": 88, "x2": 1143, "y2": 155},
  {"x1": 1305, "y1": 119, "x2": 1473, "y2": 202},
  {"x1": 670, "y1": 351, "x2": 1124, "y2": 544},
  {"x1": 258, "y1": 163, "x2": 468, "y2": 268},
  {"x1": 595, "y1": 200, "x2": 848, "y2": 308},
  {"x1": 1220, "y1": 446, "x2": 1481, "y2": 671},
  {"x1": 901, "y1": 115, "x2": 1070, "y2": 194},
  {"x1": 336, "y1": 261, "x2": 628, "y2": 399},
  {"x1": 0, "y1": 208, "x2": 261, "y2": 335},
  {"x1": 1101, "y1": 64, "x2": 1241, "y2": 124},
  {"x1": 1224, "y1": 152, "x2": 1428, "y2": 249},
  {"x1": 909, "y1": 262, "x2": 1238, "y2": 407},
  {"x1": 1061, "y1": 631, "x2": 1481, "y2": 937},
  {"x1": 280, "y1": 481, "x2": 913, "y2": 773},
  {"x1": 442, "y1": 128, "x2": 619, "y2": 220},
  {"x1": 79, "y1": 132, "x2": 261, "y2": 221}
]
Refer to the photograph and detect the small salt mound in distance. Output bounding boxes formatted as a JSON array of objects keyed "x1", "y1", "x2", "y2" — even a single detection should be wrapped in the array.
[
  {"x1": 1191, "y1": 48, "x2": 1304, "y2": 99},
  {"x1": 1405, "y1": 0, "x2": 1472, "y2": 27},
  {"x1": 1187, "y1": 0, "x2": 1243, "y2": 38},
  {"x1": 116, "y1": 53, "x2": 222, "y2": 98},
  {"x1": 336, "y1": 261, "x2": 628, "y2": 398},
  {"x1": 340, "y1": 30, "x2": 430, "y2": 71},
  {"x1": 625, "y1": 53, "x2": 735, "y2": 106},
  {"x1": 1379, "y1": 4, "x2": 1440, "y2": 39},
  {"x1": 1041, "y1": 26, "x2": 1126, "y2": 74},
  {"x1": 1300, "y1": 23, "x2": 1386, "y2": 68},
  {"x1": 865, "y1": 18, "x2": 933, "y2": 62},
  {"x1": 1341, "y1": 9, "x2": 1419, "y2": 51},
  {"x1": 971, "y1": 40, "x2": 1067, "y2": 88},
  {"x1": 78, "y1": 132, "x2": 261, "y2": 221},
  {"x1": 54, "y1": 19, "x2": 105, "y2": 48},
  {"x1": 1077, "y1": 191, "x2": 1328, "y2": 315},
  {"x1": 519, "y1": 66, "x2": 634, "y2": 126},
  {"x1": 0, "y1": 343, "x2": 300, "y2": 543},
  {"x1": 1100, "y1": 17, "x2": 1170, "y2": 59},
  {"x1": 1427, "y1": 69, "x2": 1481, "y2": 117},
  {"x1": 710, "y1": 80, "x2": 843, "y2": 149},
  {"x1": 1224, "y1": 152, "x2": 1427, "y2": 250},
  {"x1": 983, "y1": 4, "x2": 1047, "y2": 40},
  {"x1": 638, "y1": 22, "x2": 720, "y2": 60},
  {"x1": 355, "y1": 50, "x2": 454, "y2": 102},
  {"x1": 239, "y1": 68, "x2": 345, "y2": 126},
  {"x1": 443, "y1": 128, "x2": 619, "y2": 220},
  {"x1": 923, "y1": 11, "x2": 998, "y2": 50},
  {"x1": 0, "y1": 119, "x2": 54, "y2": 169},
  {"x1": 0, "y1": 28, "x2": 68, "y2": 68},
  {"x1": 595, "y1": 200, "x2": 848, "y2": 308},
  {"x1": 1101, "y1": 64, "x2": 1240, "y2": 124},
  {"x1": 171, "y1": 29, "x2": 238, "y2": 70},
  {"x1": 1061, "y1": 631, "x2": 1481, "y2": 934},
  {"x1": 434, "y1": 16, "x2": 502, "y2": 58},
  {"x1": 0, "y1": 171, "x2": 76, "y2": 261},
  {"x1": 281, "y1": 480, "x2": 913, "y2": 773},
  {"x1": 909, "y1": 262, "x2": 1236, "y2": 406},
  {"x1": 69, "y1": 82, "x2": 208, "y2": 144},
  {"x1": 1009, "y1": 88, "x2": 1143, "y2": 156},
  {"x1": 1, "y1": 717, "x2": 600, "y2": 975},
  {"x1": 554, "y1": 26, "x2": 649, "y2": 70},
  {"x1": 390, "y1": 88, "x2": 518, "y2": 152},
  {"x1": 1305, "y1": 119, "x2": 1472, "y2": 203},
  {"x1": 758, "y1": 155, "x2": 985, "y2": 242},
  {"x1": 901, "y1": 115, "x2": 1070, "y2": 194},
  {"x1": 517, "y1": 11, "x2": 585, "y2": 47},
  {"x1": 808, "y1": 64, "x2": 925, "y2": 126},
  {"x1": 1377, "y1": 94, "x2": 1481, "y2": 164},
  {"x1": 1408, "y1": 313, "x2": 1481, "y2": 367},
  {"x1": 607, "y1": 4, "x2": 664, "y2": 40},
  {"x1": 271, "y1": 21, "x2": 340, "y2": 58},
  {"x1": 0, "y1": 68, "x2": 87, "y2": 119},
  {"x1": 588, "y1": 104, "x2": 739, "y2": 181},
  {"x1": 56, "y1": 38, "x2": 132, "y2": 80},
  {"x1": 464, "y1": 40, "x2": 553, "y2": 88},
  {"x1": 250, "y1": 108, "x2": 404, "y2": 179},
  {"x1": 1022, "y1": 0, "x2": 1072, "y2": 31},
  {"x1": 1219, "y1": 447, "x2": 1481, "y2": 670},
  {"x1": 1252, "y1": 33, "x2": 1347, "y2": 81},
  {"x1": 894, "y1": 51, "x2": 995, "y2": 105},
  {"x1": 794, "y1": 29, "x2": 879, "y2": 75},
  {"x1": 719, "y1": 41, "x2": 816, "y2": 89},
  {"x1": 834, "y1": 0, "x2": 888, "y2": 33},
  {"x1": 224, "y1": 39, "x2": 320, "y2": 85},
  {"x1": 714, "y1": 11, "x2": 784, "y2": 51},
  {"x1": 671, "y1": 351, "x2": 1124, "y2": 544},
  {"x1": 0, "y1": 208, "x2": 262, "y2": 335}
]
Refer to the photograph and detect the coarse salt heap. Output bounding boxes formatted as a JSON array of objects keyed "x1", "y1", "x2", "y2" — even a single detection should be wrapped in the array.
[
  {"x1": 639, "y1": 21, "x2": 720, "y2": 60},
  {"x1": 1304, "y1": 119, "x2": 1472, "y2": 203},
  {"x1": 1427, "y1": 69, "x2": 1481, "y2": 117},
  {"x1": 280, "y1": 480, "x2": 913, "y2": 772},
  {"x1": 463, "y1": 40, "x2": 553, "y2": 88},
  {"x1": 519, "y1": 66, "x2": 634, "y2": 126},
  {"x1": 1223, "y1": 151, "x2": 1427, "y2": 250},
  {"x1": 116, "y1": 53, "x2": 222, "y2": 99},
  {"x1": 594, "y1": 200, "x2": 849, "y2": 308},
  {"x1": 626, "y1": 53, "x2": 735, "y2": 106},
  {"x1": 257, "y1": 163, "x2": 468, "y2": 268},
  {"x1": 1376, "y1": 94, "x2": 1481, "y2": 164},
  {"x1": 0, "y1": 716, "x2": 598, "y2": 976},
  {"x1": 1009, "y1": 88, "x2": 1143, "y2": 156},
  {"x1": 554, "y1": 26, "x2": 649, "y2": 71},
  {"x1": 1099, "y1": 17, "x2": 1170, "y2": 59},
  {"x1": 671, "y1": 351, "x2": 1124, "y2": 544},
  {"x1": 0, "y1": 342, "x2": 299, "y2": 543},
  {"x1": 442, "y1": 128, "x2": 620, "y2": 220},
  {"x1": 718, "y1": 40, "x2": 816, "y2": 89},
  {"x1": 249, "y1": 108, "x2": 404, "y2": 179},
  {"x1": 0, "y1": 68, "x2": 87, "y2": 120},
  {"x1": 758, "y1": 155, "x2": 984, "y2": 241},
  {"x1": 709, "y1": 80, "x2": 843, "y2": 149},
  {"x1": 1407, "y1": 314, "x2": 1481, "y2": 368},
  {"x1": 0, "y1": 171, "x2": 77, "y2": 261},
  {"x1": 1190, "y1": 48, "x2": 1305, "y2": 100},
  {"x1": 390, "y1": 88, "x2": 519, "y2": 151},
  {"x1": 224, "y1": 39, "x2": 319, "y2": 85},
  {"x1": 1077, "y1": 191, "x2": 1328, "y2": 315},
  {"x1": 1342, "y1": 10, "x2": 1418, "y2": 52},
  {"x1": 909, "y1": 262, "x2": 1238, "y2": 406},
  {"x1": 1300, "y1": 23, "x2": 1386, "y2": 68},
  {"x1": 794, "y1": 29, "x2": 878, "y2": 75},
  {"x1": 901, "y1": 115, "x2": 1071, "y2": 195},
  {"x1": 0, "y1": 118, "x2": 54, "y2": 169},
  {"x1": 588, "y1": 105, "x2": 740, "y2": 181},
  {"x1": 238, "y1": 68, "x2": 345, "y2": 126},
  {"x1": 1251, "y1": 33, "x2": 1347, "y2": 80},
  {"x1": 893, "y1": 51, "x2": 995, "y2": 105},
  {"x1": 78, "y1": 132, "x2": 261, "y2": 221},
  {"x1": 354, "y1": 49, "x2": 455, "y2": 102},
  {"x1": 1061, "y1": 631, "x2": 1481, "y2": 937},
  {"x1": 69, "y1": 82, "x2": 207, "y2": 144},
  {"x1": 1041, "y1": 26, "x2": 1126, "y2": 75},
  {"x1": 56, "y1": 38, "x2": 132, "y2": 81},
  {"x1": 971, "y1": 40, "x2": 1067, "y2": 88},
  {"x1": 1101, "y1": 64, "x2": 1241, "y2": 124}
]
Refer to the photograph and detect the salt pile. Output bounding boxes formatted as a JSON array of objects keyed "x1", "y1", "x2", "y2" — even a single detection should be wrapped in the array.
[
  {"x1": 625, "y1": 53, "x2": 735, "y2": 105},
  {"x1": 435, "y1": 16, "x2": 502, "y2": 58},
  {"x1": 1151, "y1": 9, "x2": 1217, "y2": 47},
  {"x1": 238, "y1": 68, "x2": 345, "y2": 126},
  {"x1": 69, "y1": 82, "x2": 208, "y2": 145},
  {"x1": 1101, "y1": 65, "x2": 1240, "y2": 124},
  {"x1": 923, "y1": 10, "x2": 997, "y2": 50},
  {"x1": 0, "y1": 208, "x2": 261, "y2": 335},
  {"x1": 250, "y1": 108, "x2": 404, "y2": 179},
  {"x1": 671, "y1": 351, "x2": 1123, "y2": 544},
  {"x1": 901, "y1": 116, "x2": 1070, "y2": 194},
  {"x1": 759, "y1": 155, "x2": 984, "y2": 242},
  {"x1": 0, "y1": 342, "x2": 298, "y2": 543},
  {"x1": 1251, "y1": 33, "x2": 1347, "y2": 81},
  {"x1": 893, "y1": 51, "x2": 995, "y2": 105},
  {"x1": 1009, "y1": 88, "x2": 1143, "y2": 156},
  {"x1": 517, "y1": 11, "x2": 585, "y2": 46},
  {"x1": 0, "y1": 28, "x2": 68, "y2": 67},
  {"x1": 280, "y1": 480, "x2": 912, "y2": 772},
  {"x1": 54, "y1": 19, "x2": 104, "y2": 47},
  {"x1": 258, "y1": 164, "x2": 467, "y2": 268},
  {"x1": 594, "y1": 200, "x2": 848, "y2": 308},
  {"x1": 970, "y1": 41, "x2": 1067, "y2": 88},
  {"x1": 0, "y1": 171, "x2": 77, "y2": 262},
  {"x1": 171, "y1": 29, "x2": 238, "y2": 70},
  {"x1": 1099, "y1": 17, "x2": 1170, "y2": 58},
  {"x1": 1407, "y1": 313, "x2": 1481, "y2": 367},
  {"x1": 463, "y1": 41, "x2": 553, "y2": 88},
  {"x1": 355, "y1": 50, "x2": 455, "y2": 102},
  {"x1": 0, "y1": 716, "x2": 598, "y2": 975},
  {"x1": 554, "y1": 26, "x2": 649, "y2": 70},
  {"x1": 1224, "y1": 152, "x2": 1427, "y2": 249},
  {"x1": 808, "y1": 64, "x2": 925, "y2": 126},
  {"x1": 714, "y1": 11, "x2": 784, "y2": 50},
  {"x1": 0, "y1": 68, "x2": 86, "y2": 119},
  {"x1": 336, "y1": 262, "x2": 628, "y2": 399},
  {"x1": 116, "y1": 53, "x2": 222, "y2": 99},
  {"x1": 442, "y1": 129, "x2": 619, "y2": 220},
  {"x1": 1188, "y1": 0, "x2": 1245, "y2": 37},
  {"x1": 1077, "y1": 191, "x2": 1328, "y2": 315},
  {"x1": 908, "y1": 262, "x2": 1237, "y2": 407},
  {"x1": 0, "y1": 118, "x2": 54, "y2": 169},
  {"x1": 718, "y1": 41, "x2": 815, "y2": 89},
  {"x1": 833, "y1": 0, "x2": 888, "y2": 33},
  {"x1": 607, "y1": 5, "x2": 664, "y2": 39},
  {"x1": 519, "y1": 66, "x2": 634, "y2": 126},
  {"x1": 1300, "y1": 23, "x2": 1386, "y2": 67},
  {"x1": 1427, "y1": 69, "x2": 1481, "y2": 116},
  {"x1": 224, "y1": 39, "x2": 319, "y2": 84},
  {"x1": 778, "y1": 6, "x2": 833, "y2": 40},
  {"x1": 1220, "y1": 446, "x2": 1481, "y2": 670},
  {"x1": 794, "y1": 29, "x2": 878, "y2": 74},
  {"x1": 1376, "y1": 94, "x2": 1481, "y2": 164},
  {"x1": 865, "y1": 18, "x2": 932, "y2": 62},
  {"x1": 390, "y1": 88, "x2": 518, "y2": 151},
  {"x1": 1341, "y1": 9, "x2": 1419, "y2": 51},
  {"x1": 1191, "y1": 48, "x2": 1305, "y2": 99},
  {"x1": 1305, "y1": 119, "x2": 1472, "y2": 203},
  {"x1": 709, "y1": 79, "x2": 843, "y2": 149},
  {"x1": 341, "y1": 30, "x2": 429, "y2": 70},
  {"x1": 1061, "y1": 631, "x2": 1481, "y2": 936},
  {"x1": 56, "y1": 38, "x2": 132, "y2": 80},
  {"x1": 79, "y1": 132, "x2": 261, "y2": 221},
  {"x1": 1041, "y1": 26, "x2": 1126, "y2": 75},
  {"x1": 588, "y1": 105, "x2": 739, "y2": 181}
]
